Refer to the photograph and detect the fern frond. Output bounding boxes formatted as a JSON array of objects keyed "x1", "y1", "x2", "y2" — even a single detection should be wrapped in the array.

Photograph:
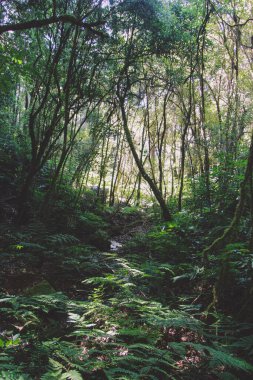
[
  {"x1": 48, "y1": 233, "x2": 80, "y2": 246},
  {"x1": 60, "y1": 370, "x2": 83, "y2": 380}
]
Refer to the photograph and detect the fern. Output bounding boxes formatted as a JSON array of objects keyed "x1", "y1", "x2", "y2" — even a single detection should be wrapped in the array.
[
  {"x1": 104, "y1": 367, "x2": 140, "y2": 380},
  {"x1": 231, "y1": 334, "x2": 253, "y2": 354},
  {"x1": 48, "y1": 233, "x2": 80, "y2": 246},
  {"x1": 41, "y1": 358, "x2": 65, "y2": 379},
  {"x1": 60, "y1": 370, "x2": 83, "y2": 380},
  {"x1": 169, "y1": 341, "x2": 253, "y2": 373},
  {"x1": 206, "y1": 344, "x2": 253, "y2": 372},
  {"x1": 0, "y1": 371, "x2": 32, "y2": 380},
  {"x1": 0, "y1": 354, "x2": 32, "y2": 379}
]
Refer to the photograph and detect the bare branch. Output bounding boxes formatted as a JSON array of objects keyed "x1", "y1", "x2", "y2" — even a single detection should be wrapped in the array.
[{"x1": 0, "y1": 14, "x2": 106, "y2": 37}]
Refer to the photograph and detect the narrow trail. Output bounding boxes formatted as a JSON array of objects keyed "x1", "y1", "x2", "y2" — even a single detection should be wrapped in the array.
[{"x1": 108, "y1": 212, "x2": 152, "y2": 252}]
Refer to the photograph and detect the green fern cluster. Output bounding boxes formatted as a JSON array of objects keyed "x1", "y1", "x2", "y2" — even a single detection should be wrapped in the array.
[{"x1": 1, "y1": 215, "x2": 253, "y2": 380}]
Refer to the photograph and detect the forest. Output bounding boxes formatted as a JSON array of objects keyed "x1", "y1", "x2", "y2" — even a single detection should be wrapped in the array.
[{"x1": 0, "y1": 0, "x2": 253, "y2": 379}]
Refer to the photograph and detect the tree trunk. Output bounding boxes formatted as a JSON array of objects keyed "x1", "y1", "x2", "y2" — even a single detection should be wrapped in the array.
[
  {"x1": 17, "y1": 164, "x2": 38, "y2": 224},
  {"x1": 118, "y1": 96, "x2": 172, "y2": 221},
  {"x1": 178, "y1": 125, "x2": 188, "y2": 211},
  {"x1": 202, "y1": 129, "x2": 253, "y2": 264}
]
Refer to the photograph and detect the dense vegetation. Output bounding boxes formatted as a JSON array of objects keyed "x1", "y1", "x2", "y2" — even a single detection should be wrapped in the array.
[{"x1": 1, "y1": 0, "x2": 253, "y2": 379}]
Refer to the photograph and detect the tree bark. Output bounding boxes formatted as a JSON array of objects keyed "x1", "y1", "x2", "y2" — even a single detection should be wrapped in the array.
[
  {"x1": 202, "y1": 129, "x2": 253, "y2": 264},
  {"x1": 117, "y1": 95, "x2": 172, "y2": 221},
  {"x1": 178, "y1": 125, "x2": 188, "y2": 211},
  {"x1": 0, "y1": 14, "x2": 105, "y2": 37}
]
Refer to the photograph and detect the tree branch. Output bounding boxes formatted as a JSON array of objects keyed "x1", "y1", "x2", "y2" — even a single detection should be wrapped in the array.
[{"x1": 0, "y1": 15, "x2": 106, "y2": 37}]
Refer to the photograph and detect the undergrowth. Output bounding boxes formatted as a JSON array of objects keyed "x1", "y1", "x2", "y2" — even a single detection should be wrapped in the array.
[{"x1": 0, "y1": 210, "x2": 253, "y2": 379}]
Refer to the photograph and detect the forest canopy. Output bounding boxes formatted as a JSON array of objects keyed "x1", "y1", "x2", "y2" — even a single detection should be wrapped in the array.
[{"x1": 0, "y1": 0, "x2": 253, "y2": 379}]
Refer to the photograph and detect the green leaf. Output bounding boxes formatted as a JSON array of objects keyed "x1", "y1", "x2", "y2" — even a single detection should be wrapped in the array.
[{"x1": 60, "y1": 370, "x2": 83, "y2": 380}]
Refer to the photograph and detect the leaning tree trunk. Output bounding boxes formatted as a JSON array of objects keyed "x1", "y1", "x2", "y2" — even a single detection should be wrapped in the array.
[{"x1": 117, "y1": 95, "x2": 172, "y2": 221}]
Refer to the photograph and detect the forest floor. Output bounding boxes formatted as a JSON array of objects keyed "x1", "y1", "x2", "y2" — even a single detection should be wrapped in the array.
[
  {"x1": 1, "y1": 209, "x2": 151, "y2": 296},
  {"x1": 0, "y1": 208, "x2": 253, "y2": 379}
]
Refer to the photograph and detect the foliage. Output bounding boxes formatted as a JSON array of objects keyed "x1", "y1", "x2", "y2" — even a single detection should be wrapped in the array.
[
  {"x1": 1, "y1": 0, "x2": 253, "y2": 379},
  {"x1": 1, "y1": 225, "x2": 253, "y2": 379}
]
